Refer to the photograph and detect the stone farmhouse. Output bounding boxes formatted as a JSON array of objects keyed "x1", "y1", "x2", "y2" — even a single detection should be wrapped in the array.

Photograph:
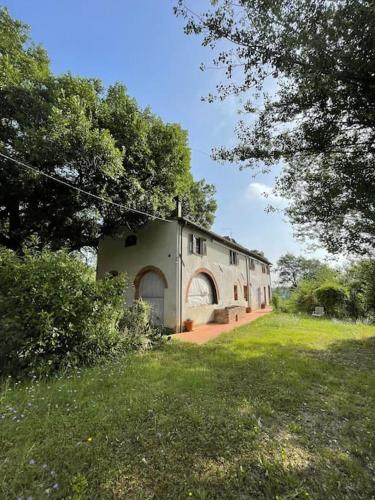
[{"x1": 97, "y1": 206, "x2": 272, "y2": 332}]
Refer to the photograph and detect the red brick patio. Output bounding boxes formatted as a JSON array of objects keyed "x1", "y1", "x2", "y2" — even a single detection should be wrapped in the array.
[{"x1": 173, "y1": 308, "x2": 272, "y2": 345}]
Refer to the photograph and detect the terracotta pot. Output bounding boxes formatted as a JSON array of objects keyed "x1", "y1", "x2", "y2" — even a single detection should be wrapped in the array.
[
  {"x1": 184, "y1": 319, "x2": 194, "y2": 332},
  {"x1": 261, "y1": 303, "x2": 266, "y2": 309},
  {"x1": 246, "y1": 306, "x2": 252, "y2": 313}
]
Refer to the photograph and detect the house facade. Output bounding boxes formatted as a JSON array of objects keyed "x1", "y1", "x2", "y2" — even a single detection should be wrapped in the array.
[{"x1": 97, "y1": 216, "x2": 272, "y2": 332}]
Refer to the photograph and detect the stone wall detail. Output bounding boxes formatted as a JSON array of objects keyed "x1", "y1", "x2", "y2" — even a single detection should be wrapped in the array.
[{"x1": 214, "y1": 306, "x2": 247, "y2": 324}]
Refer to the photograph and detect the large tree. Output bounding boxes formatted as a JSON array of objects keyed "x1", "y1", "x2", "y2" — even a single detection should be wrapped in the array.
[
  {"x1": 181, "y1": 179, "x2": 217, "y2": 228},
  {"x1": 175, "y1": 0, "x2": 375, "y2": 256},
  {"x1": 276, "y1": 253, "x2": 333, "y2": 288},
  {"x1": 0, "y1": 8, "x2": 216, "y2": 252}
]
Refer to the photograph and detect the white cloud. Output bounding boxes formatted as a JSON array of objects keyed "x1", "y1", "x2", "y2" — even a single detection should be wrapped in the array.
[{"x1": 245, "y1": 182, "x2": 287, "y2": 207}]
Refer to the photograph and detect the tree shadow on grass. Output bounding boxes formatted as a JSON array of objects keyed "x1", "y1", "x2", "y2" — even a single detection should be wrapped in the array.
[
  {"x1": 105, "y1": 335, "x2": 375, "y2": 499},
  {"x1": 1, "y1": 335, "x2": 374, "y2": 499},
  {"x1": 308, "y1": 336, "x2": 375, "y2": 371}
]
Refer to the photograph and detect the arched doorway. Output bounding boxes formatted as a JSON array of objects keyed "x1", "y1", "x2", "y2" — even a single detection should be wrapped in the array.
[{"x1": 134, "y1": 267, "x2": 167, "y2": 325}]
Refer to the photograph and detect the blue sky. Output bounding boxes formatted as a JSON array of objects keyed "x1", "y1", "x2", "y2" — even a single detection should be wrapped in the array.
[{"x1": 3, "y1": 0, "x2": 329, "y2": 265}]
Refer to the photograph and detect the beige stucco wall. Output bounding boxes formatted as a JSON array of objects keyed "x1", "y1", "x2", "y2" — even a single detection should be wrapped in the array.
[
  {"x1": 96, "y1": 220, "x2": 272, "y2": 331},
  {"x1": 248, "y1": 259, "x2": 272, "y2": 310},
  {"x1": 97, "y1": 220, "x2": 179, "y2": 329},
  {"x1": 181, "y1": 224, "x2": 272, "y2": 326}
]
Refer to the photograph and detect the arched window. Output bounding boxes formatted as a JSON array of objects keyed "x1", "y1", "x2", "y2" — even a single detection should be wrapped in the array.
[{"x1": 188, "y1": 272, "x2": 217, "y2": 306}]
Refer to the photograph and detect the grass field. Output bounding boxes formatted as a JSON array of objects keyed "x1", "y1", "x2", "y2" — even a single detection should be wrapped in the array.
[{"x1": 1, "y1": 314, "x2": 374, "y2": 499}]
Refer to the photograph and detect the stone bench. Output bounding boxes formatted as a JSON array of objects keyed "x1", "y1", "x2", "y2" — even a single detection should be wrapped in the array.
[{"x1": 214, "y1": 306, "x2": 247, "y2": 324}]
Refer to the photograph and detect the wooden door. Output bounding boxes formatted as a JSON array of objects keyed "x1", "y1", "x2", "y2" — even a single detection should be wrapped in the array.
[{"x1": 139, "y1": 271, "x2": 165, "y2": 325}]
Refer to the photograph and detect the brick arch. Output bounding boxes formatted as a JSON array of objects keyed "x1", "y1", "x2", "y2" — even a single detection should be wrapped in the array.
[
  {"x1": 134, "y1": 265, "x2": 168, "y2": 299},
  {"x1": 185, "y1": 267, "x2": 220, "y2": 304}
]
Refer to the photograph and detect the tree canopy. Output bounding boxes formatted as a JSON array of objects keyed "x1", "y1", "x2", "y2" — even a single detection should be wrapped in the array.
[
  {"x1": 276, "y1": 253, "x2": 334, "y2": 288},
  {"x1": 0, "y1": 8, "x2": 217, "y2": 252},
  {"x1": 175, "y1": 0, "x2": 375, "y2": 256}
]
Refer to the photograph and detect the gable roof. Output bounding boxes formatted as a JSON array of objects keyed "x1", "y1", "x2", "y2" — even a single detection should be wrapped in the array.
[{"x1": 178, "y1": 217, "x2": 272, "y2": 265}]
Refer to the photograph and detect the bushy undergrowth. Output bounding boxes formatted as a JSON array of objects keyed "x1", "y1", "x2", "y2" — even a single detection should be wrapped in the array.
[
  {"x1": 118, "y1": 300, "x2": 167, "y2": 351},
  {"x1": 273, "y1": 261, "x2": 374, "y2": 322},
  {"x1": 314, "y1": 282, "x2": 348, "y2": 316},
  {"x1": 345, "y1": 260, "x2": 375, "y2": 322},
  {"x1": 0, "y1": 248, "x2": 167, "y2": 377}
]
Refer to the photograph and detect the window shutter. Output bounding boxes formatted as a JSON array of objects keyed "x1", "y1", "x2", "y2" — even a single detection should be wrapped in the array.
[
  {"x1": 189, "y1": 234, "x2": 194, "y2": 253},
  {"x1": 230, "y1": 250, "x2": 234, "y2": 265},
  {"x1": 230, "y1": 250, "x2": 238, "y2": 265},
  {"x1": 202, "y1": 239, "x2": 207, "y2": 255},
  {"x1": 195, "y1": 236, "x2": 200, "y2": 254}
]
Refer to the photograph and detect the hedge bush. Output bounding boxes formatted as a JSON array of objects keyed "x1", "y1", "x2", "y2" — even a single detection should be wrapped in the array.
[
  {"x1": 0, "y1": 247, "x2": 168, "y2": 377},
  {"x1": 289, "y1": 278, "x2": 350, "y2": 318},
  {"x1": 344, "y1": 260, "x2": 375, "y2": 321},
  {"x1": 118, "y1": 299, "x2": 167, "y2": 351},
  {"x1": 314, "y1": 283, "x2": 348, "y2": 317},
  {"x1": 290, "y1": 279, "x2": 319, "y2": 314},
  {"x1": 0, "y1": 247, "x2": 129, "y2": 376}
]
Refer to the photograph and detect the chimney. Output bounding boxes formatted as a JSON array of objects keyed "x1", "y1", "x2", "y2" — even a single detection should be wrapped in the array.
[{"x1": 175, "y1": 196, "x2": 182, "y2": 218}]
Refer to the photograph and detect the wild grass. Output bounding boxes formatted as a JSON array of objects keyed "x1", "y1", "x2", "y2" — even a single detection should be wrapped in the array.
[{"x1": 1, "y1": 313, "x2": 374, "y2": 499}]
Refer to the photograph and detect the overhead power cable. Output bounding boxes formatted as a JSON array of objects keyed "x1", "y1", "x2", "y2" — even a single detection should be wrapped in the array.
[{"x1": 0, "y1": 151, "x2": 172, "y2": 223}]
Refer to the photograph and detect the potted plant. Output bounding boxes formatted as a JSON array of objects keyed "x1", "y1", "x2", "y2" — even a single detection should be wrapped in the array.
[
  {"x1": 184, "y1": 319, "x2": 194, "y2": 332},
  {"x1": 246, "y1": 306, "x2": 252, "y2": 313}
]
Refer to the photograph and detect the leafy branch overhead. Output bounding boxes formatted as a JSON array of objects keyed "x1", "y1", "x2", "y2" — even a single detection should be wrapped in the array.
[
  {"x1": 175, "y1": 0, "x2": 375, "y2": 256},
  {"x1": 0, "y1": 8, "x2": 217, "y2": 252}
]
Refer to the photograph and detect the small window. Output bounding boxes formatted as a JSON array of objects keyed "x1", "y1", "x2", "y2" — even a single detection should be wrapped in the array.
[
  {"x1": 244, "y1": 285, "x2": 248, "y2": 300},
  {"x1": 267, "y1": 266, "x2": 270, "y2": 275},
  {"x1": 234, "y1": 285, "x2": 238, "y2": 301},
  {"x1": 125, "y1": 235, "x2": 137, "y2": 247},
  {"x1": 189, "y1": 234, "x2": 207, "y2": 256},
  {"x1": 249, "y1": 258, "x2": 255, "y2": 270},
  {"x1": 230, "y1": 250, "x2": 238, "y2": 265},
  {"x1": 262, "y1": 264, "x2": 266, "y2": 274}
]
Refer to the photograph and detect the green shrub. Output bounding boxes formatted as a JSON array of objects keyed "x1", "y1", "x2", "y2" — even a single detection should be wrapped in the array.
[
  {"x1": 271, "y1": 292, "x2": 292, "y2": 313},
  {"x1": 346, "y1": 287, "x2": 367, "y2": 319},
  {"x1": 271, "y1": 293, "x2": 280, "y2": 310},
  {"x1": 118, "y1": 299, "x2": 168, "y2": 351},
  {"x1": 290, "y1": 276, "x2": 350, "y2": 318},
  {"x1": 290, "y1": 279, "x2": 318, "y2": 314},
  {"x1": 0, "y1": 247, "x2": 127, "y2": 376},
  {"x1": 279, "y1": 300, "x2": 293, "y2": 313},
  {"x1": 314, "y1": 282, "x2": 348, "y2": 317},
  {"x1": 344, "y1": 260, "x2": 375, "y2": 321}
]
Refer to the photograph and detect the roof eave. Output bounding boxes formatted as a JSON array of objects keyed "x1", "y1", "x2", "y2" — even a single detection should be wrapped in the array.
[{"x1": 178, "y1": 217, "x2": 272, "y2": 265}]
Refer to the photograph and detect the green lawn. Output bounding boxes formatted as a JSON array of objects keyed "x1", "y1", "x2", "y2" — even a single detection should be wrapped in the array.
[{"x1": 1, "y1": 314, "x2": 374, "y2": 499}]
